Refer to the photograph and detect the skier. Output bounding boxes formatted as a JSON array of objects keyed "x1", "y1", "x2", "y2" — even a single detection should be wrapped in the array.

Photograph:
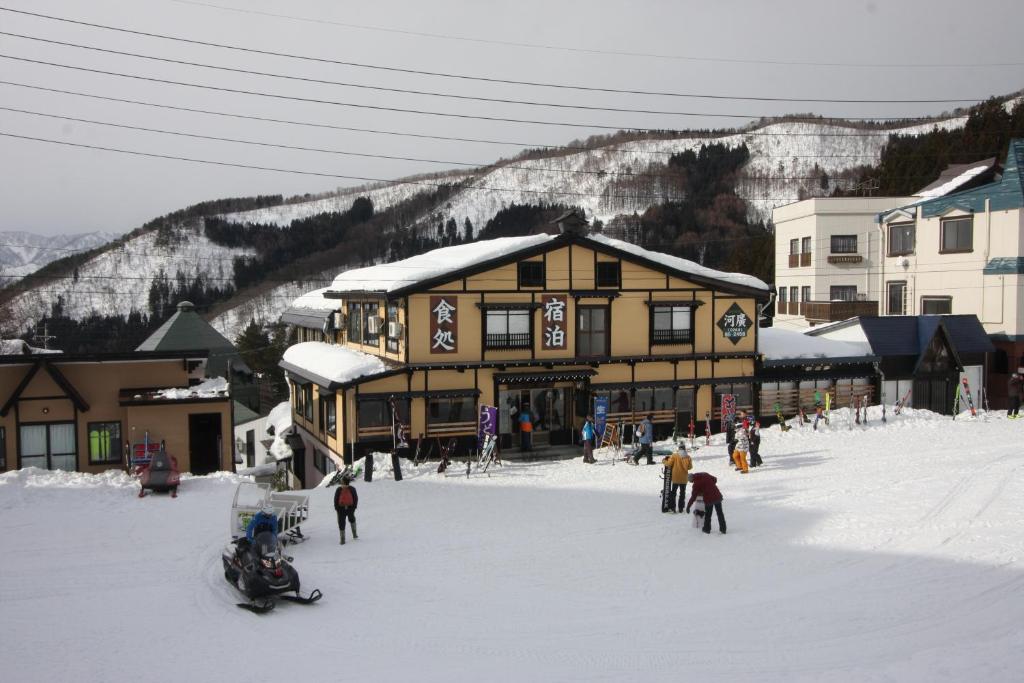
[
  {"x1": 246, "y1": 504, "x2": 278, "y2": 542},
  {"x1": 333, "y1": 475, "x2": 359, "y2": 545},
  {"x1": 661, "y1": 448, "x2": 693, "y2": 513},
  {"x1": 633, "y1": 413, "x2": 654, "y2": 465},
  {"x1": 581, "y1": 414, "x2": 596, "y2": 463},
  {"x1": 1009, "y1": 373, "x2": 1022, "y2": 419},
  {"x1": 748, "y1": 420, "x2": 762, "y2": 468},
  {"x1": 731, "y1": 419, "x2": 750, "y2": 474},
  {"x1": 519, "y1": 403, "x2": 534, "y2": 451},
  {"x1": 686, "y1": 472, "x2": 726, "y2": 535}
]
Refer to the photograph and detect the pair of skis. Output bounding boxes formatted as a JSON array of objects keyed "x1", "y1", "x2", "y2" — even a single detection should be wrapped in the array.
[{"x1": 953, "y1": 377, "x2": 978, "y2": 419}]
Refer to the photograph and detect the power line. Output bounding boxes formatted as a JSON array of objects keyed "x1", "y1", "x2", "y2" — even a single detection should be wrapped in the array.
[
  {"x1": 1, "y1": 105, "x2": 970, "y2": 183},
  {"x1": 2, "y1": 79, "x2": 988, "y2": 155},
  {"x1": 0, "y1": 52, "x2": 952, "y2": 129},
  {"x1": 166, "y1": 0, "x2": 1024, "y2": 69},
  {"x1": 0, "y1": 6, "x2": 993, "y2": 104}
]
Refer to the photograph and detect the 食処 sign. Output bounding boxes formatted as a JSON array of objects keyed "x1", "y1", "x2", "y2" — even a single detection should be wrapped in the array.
[
  {"x1": 541, "y1": 294, "x2": 568, "y2": 350},
  {"x1": 430, "y1": 295, "x2": 458, "y2": 354},
  {"x1": 716, "y1": 303, "x2": 753, "y2": 345}
]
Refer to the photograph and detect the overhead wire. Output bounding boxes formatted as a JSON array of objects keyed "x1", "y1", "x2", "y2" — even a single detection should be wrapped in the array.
[{"x1": 0, "y1": 6, "x2": 994, "y2": 104}]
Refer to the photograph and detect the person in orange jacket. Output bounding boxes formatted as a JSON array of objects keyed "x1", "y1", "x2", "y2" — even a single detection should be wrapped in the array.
[{"x1": 661, "y1": 448, "x2": 693, "y2": 513}]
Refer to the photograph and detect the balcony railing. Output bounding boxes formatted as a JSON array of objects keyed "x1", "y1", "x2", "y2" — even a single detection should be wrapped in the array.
[
  {"x1": 787, "y1": 252, "x2": 813, "y2": 267},
  {"x1": 801, "y1": 300, "x2": 878, "y2": 323},
  {"x1": 827, "y1": 254, "x2": 864, "y2": 264},
  {"x1": 485, "y1": 332, "x2": 531, "y2": 349},
  {"x1": 651, "y1": 328, "x2": 693, "y2": 344}
]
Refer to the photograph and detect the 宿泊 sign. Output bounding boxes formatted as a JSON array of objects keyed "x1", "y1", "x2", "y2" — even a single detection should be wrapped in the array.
[
  {"x1": 541, "y1": 294, "x2": 568, "y2": 350},
  {"x1": 716, "y1": 303, "x2": 753, "y2": 345},
  {"x1": 429, "y1": 295, "x2": 458, "y2": 354}
]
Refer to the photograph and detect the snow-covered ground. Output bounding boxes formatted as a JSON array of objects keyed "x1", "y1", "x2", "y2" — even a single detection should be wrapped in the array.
[{"x1": 3, "y1": 407, "x2": 1023, "y2": 682}]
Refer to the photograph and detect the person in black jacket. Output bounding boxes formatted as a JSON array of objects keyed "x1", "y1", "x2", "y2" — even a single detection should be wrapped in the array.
[
  {"x1": 333, "y1": 475, "x2": 359, "y2": 545},
  {"x1": 749, "y1": 420, "x2": 762, "y2": 467}
]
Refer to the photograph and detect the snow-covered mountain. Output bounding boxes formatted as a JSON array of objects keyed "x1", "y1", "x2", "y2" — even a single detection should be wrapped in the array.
[
  {"x1": 0, "y1": 105, "x2": 1000, "y2": 339},
  {"x1": 0, "y1": 230, "x2": 120, "y2": 279}
]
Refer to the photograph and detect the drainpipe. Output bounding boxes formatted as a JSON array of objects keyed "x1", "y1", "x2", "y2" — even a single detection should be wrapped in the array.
[{"x1": 876, "y1": 216, "x2": 885, "y2": 315}]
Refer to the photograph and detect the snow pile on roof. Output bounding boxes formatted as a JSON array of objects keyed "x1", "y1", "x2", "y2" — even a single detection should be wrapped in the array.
[
  {"x1": 152, "y1": 376, "x2": 229, "y2": 400},
  {"x1": 588, "y1": 234, "x2": 769, "y2": 291},
  {"x1": 266, "y1": 400, "x2": 294, "y2": 461},
  {"x1": 329, "y1": 235, "x2": 555, "y2": 293},
  {"x1": 914, "y1": 160, "x2": 994, "y2": 199},
  {"x1": 290, "y1": 287, "x2": 338, "y2": 312},
  {"x1": 283, "y1": 342, "x2": 390, "y2": 384},
  {"x1": 760, "y1": 327, "x2": 872, "y2": 360},
  {"x1": 0, "y1": 339, "x2": 62, "y2": 355}
]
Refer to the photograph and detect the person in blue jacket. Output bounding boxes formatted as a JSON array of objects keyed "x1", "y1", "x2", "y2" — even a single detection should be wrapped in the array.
[
  {"x1": 246, "y1": 504, "x2": 278, "y2": 542},
  {"x1": 581, "y1": 414, "x2": 596, "y2": 464}
]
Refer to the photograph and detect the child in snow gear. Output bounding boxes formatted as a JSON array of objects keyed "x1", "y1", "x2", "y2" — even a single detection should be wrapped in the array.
[
  {"x1": 247, "y1": 505, "x2": 278, "y2": 542},
  {"x1": 690, "y1": 495, "x2": 706, "y2": 529},
  {"x1": 1010, "y1": 373, "x2": 1023, "y2": 418},
  {"x1": 731, "y1": 420, "x2": 750, "y2": 473},
  {"x1": 662, "y1": 449, "x2": 693, "y2": 513},
  {"x1": 687, "y1": 473, "x2": 725, "y2": 534},
  {"x1": 581, "y1": 415, "x2": 596, "y2": 463},
  {"x1": 333, "y1": 475, "x2": 359, "y2": 545},
  {"x1": 633, "y1": 414, "x2": 655, "y2": 465},
  {"x1": 748, "y1": 421, "x2": 762, "y2": 468},
  {"x1": 519, "y1": 405, "x2": 534, "y2": 451}
]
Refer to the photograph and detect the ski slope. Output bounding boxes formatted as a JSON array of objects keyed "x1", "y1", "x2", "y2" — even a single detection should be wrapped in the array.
[{"x1": 3, "y1": 407, "x2": 1023, "y2": 682}]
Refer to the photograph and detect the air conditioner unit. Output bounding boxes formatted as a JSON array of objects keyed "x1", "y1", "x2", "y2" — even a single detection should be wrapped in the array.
[
  {"x1": 367, "y1": 316, "x2": 385, "y2": 334},
  {"x1": 387, "y1": 321, "x2": 404, "y2": 338},
  {"x1": 856, "y1": 293, "x2": 867, "y2": 301},
  {"x1": 333, "y1": 311, "x2": 346, "y2": 329}
]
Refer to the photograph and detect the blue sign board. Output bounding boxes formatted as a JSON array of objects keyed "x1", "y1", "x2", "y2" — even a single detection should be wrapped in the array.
[{"x1": 594, "y1": 396, "x2": 609, "y2": 439}]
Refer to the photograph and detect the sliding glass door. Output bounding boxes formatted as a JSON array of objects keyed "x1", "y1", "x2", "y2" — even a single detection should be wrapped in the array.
[{"x1": 19, "y1": 423, "x2": 76, "y2": 471}]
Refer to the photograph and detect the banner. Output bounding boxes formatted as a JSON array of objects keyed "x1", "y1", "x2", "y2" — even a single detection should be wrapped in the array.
[
  {"x1": 720, "y1": 393, "x2": 736, "y2": 432},
  {"x1": 541, "y1": 294, "x2": 568, "y2": 350},
  {"x1": 429, "y1": 295, "x2": 458, "y2": 354},
  {"x1": 478, "y1": 404, "x2": 497, "y2": 447},
  {"x1": 594, "y1": 395, "x2": 609, "y2": 439}
]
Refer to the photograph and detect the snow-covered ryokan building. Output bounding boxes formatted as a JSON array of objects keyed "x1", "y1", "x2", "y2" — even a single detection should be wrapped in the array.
[
  {"x1": 773, "y1": 139, "x2": 1024, "y2": 407},
  {"x1": 277, "y1": 212, "x2": 769, "y2": 479}
]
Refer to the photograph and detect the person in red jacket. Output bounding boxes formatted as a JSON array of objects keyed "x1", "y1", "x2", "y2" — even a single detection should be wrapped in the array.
[
  {"x1": 686, "y1": 472, "x2": 726, "y2": 534},
  {"x1": 333, "y1": 475, "x2": 359, "y2": 545}
]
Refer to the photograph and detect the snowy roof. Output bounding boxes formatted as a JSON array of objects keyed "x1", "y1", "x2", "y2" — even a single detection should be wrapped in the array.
[
  {"x1": 282, "y1": 287, "x2": 339, "y2": 328},
  {"x1": 326, "y1": 233, "x2": 768, "y2": 296},
  {"x1": 760, "y1": 327, "x2": 873, "y2": 362},
  {"x1": 137, "y1": 301, "x2": 250, "y2": 377},
  {"x1": 913, "y1": 158, "x2": 996, "y2": 199},
  {"x1": 586, "y1": 234, "x2": 769, "y2": 291},
  {"x1": 122, "y1": 376, "x2": 230, "y2": 403},
  {"x1": 0, "y1": 339, "x2": 61, "y2": 355},
  {"x1": 281, "y1": 342, "x2": 393, "y2": 388},
  {"x1": 329, "y1": 235, "x2": 555, "y2": 294}
]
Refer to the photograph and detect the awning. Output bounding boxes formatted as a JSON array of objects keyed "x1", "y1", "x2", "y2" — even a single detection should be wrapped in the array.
[{"x1": 495, "y1": 369, "x2": 596, "y2": 384}]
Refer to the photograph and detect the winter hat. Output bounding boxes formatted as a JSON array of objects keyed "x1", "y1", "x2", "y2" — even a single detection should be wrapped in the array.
[{"x1": 341, "y1": 475, "x2": 351, "y2": 484}]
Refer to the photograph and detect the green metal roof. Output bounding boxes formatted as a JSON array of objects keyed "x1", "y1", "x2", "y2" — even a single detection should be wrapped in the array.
[
  {"x1": 136, "y1": 301, "x2": 250, "y2": 377},
  {"x1": 912, "y1": 139, "x2": 1024, "y2": 218},
  {"x1": 984, "y1": 257, "x2": 1024, "y2": 275}
]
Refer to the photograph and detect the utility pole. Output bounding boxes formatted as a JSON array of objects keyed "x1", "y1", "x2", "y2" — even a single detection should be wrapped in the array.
[{"x1": 33, "y1": 323, "x2": 56, "y2": 350}]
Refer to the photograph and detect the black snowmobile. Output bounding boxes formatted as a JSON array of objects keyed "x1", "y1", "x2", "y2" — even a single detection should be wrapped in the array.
[{"x1": 222, "y1": 530, "x2": 322, "y2": 613}]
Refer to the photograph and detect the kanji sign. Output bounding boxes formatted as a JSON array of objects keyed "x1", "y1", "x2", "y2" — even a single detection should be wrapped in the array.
[
  {"x1": 720, "y1": 393, "x2": 736, "y2": 432},
  {"x1": 716, "y1": 302, "x2": 753, "y2": 345},
  {"x1": 429, "y1": 295, "x2": 458, "y2": 354},
  {"x1": 478, "y1": 404, "x2": 497, "y2": 448},
  {"x1": 541, "y1": 294, "x2": 568, "y2": 350}
]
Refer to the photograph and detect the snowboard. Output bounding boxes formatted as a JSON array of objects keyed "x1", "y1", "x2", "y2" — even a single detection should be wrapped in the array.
[
  {"x1": 961, "y1": 377, "x2": 977, "y2": 417},
  {"x1": 691, "y1": 495, "x2": 706, "y2": 529},
  {"x1": 661, "y1": 465, "x2": 674, "y2": 513},
  {"x1": 773, "y1": 402, "x2": 791, "y2": 432}
]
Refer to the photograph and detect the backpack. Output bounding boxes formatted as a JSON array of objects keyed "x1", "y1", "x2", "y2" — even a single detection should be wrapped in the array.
[{"x1": 337, "y1": 487, "x2": 354, "y2": 507}]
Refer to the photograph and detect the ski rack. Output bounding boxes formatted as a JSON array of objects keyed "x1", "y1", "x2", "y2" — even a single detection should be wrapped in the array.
[{"x1": 229, "y1": 481, "x2": 310, "y2": 544}]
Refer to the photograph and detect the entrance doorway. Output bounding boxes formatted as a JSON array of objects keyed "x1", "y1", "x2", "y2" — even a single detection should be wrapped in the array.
[
  {"x1": 499, "y1": 385, "x2": 577, "y2": 449},
  {"x1": 188, "y1": 413, "x2": 222, "y2": 475}
]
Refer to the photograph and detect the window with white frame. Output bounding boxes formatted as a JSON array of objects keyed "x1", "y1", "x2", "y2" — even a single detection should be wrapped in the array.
[
  {"x1": 921, "y1": 296, "x2": 952, "y2": 315},
  {"x1": 887, "y1": 281, "x2": 906, "y2": 315},
  {"x1": 651, "y1": 304, "x2": 693, "y2": 344}
]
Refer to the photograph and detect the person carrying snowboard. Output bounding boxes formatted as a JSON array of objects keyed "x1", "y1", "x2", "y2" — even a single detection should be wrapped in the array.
[
  {"x1": 581, "y1": 414, "x2": 596, "y2": 463},
  {"x1": 633, "y1": 414, "x2": 654, "y2": 465},
  {"x1": 731, "y1": 419, "x2": 750, "y2": 473},
  {"x1": 662, "y1": 448, "x2": 693, "y2": 513},
  {"x1": 686, "y1": 472, "x2": 726, "y2": 534},
  {"x1": 749, "y1": 420, "x2": 762, "y2": 468},
  {"x1": 333, "y1": 475, "x2": 359, "y2": 545}
]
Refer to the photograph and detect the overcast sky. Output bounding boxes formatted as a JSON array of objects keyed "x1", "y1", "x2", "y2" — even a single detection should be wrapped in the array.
[{"x1": 1, "y1": 0, "x2": 1021, "y2": 236}]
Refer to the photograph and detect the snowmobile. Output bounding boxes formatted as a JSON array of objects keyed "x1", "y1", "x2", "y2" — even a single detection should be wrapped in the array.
[
  {"x1": 138, "y1": 450, "x2": 180, "y2": 498},
  {"x1": 222, "y1": 530, "x2": 322, "y2": 614}
]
